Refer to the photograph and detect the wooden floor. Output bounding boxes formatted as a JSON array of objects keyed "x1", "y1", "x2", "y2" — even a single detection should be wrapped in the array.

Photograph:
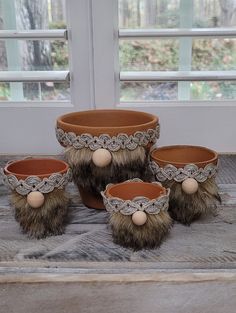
[{"x1": 0, "y1": 155, "x2": 236, "y2": 313}]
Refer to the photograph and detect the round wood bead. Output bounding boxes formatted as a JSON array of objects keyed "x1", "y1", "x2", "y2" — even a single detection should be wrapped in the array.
[
  {"x1": 182, "y1": 178, "x2": 199, "y2": 194},
  {"x1": 27, "y1": 191, "x2": 45, "y2": 208},
  {"x1": 132, "y1": 211, "x2": 147, "y2": 226},
  {"x1": 92, "y1": 148, "x2": 112, "y2": 167}
]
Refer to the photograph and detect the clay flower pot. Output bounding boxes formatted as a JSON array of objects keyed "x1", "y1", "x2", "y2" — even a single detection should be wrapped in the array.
[
  {"x1": 1, "y1": 158, "x2": 72, "y2": 239},
  {"x1": 150, "y1": 145, "x2": 220, "y2": 224},
  {"x1": 101, "y1": 179, "x2": 172, "y2": 250},
  {"x1": 56, "y1": 109, "x2": 159, "y2": 209}
]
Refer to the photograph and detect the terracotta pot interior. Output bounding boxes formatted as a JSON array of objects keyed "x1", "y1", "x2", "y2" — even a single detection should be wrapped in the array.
[
  {"x1": 5, "y1": 159, "x2": 68, "y2": 178},
  {"x1": 107, "y1": 182, "x2": 165, "y2": 201},
  {"x1": 60, "y1": 110, "x2": 155, "y2": 128},
  {"x1": 151, "y1": 145, "x2": 217, "y2": 167},
  {"x1": 57, "y1": 109, "x2": 159, "y2": 139}
]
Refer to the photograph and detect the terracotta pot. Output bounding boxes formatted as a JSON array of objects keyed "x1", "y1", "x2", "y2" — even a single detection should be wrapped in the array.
[
  {"x1": 151, "y1": 145, "x2": 218, "y2": 168},
  {"x1": 78, "y1": 186, "x2": 104, "y2": 210},
  {"x1": 1, "y1": 158, "x2": 71, "y2": 239},
  {"x1": 101, "y1": 179, "x2": 172, "y2": 250},
  {"x1": 56, "y1": 110, "x2": 159, "y2": 209},
  {"x1": 150, "y1": 145, "x2": 220, "y2": 225}
]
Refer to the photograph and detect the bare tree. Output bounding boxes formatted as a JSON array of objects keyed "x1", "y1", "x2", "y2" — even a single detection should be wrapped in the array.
[
  {"x1": 51, "y1": 0, "x2": 66, "y2": 23},
  {"x1": 16, "y1": 0, "x2": 51, "y2": 71},
  {"x1": 15, "y1": 0, "x2": 52, "y2": 99},
  {"x1": 219, "y1": 0, "x2": 236, "y2": 26},
  {"x1": 158, "y1": 0, "x2": 167, "y2": 26},
  {"x1": 0, "y1": 6, "x2": 7, "y2": 71},
  {"x1": 145, "y1": 0, "x2": 157, "y2": 26},
  {"x1": 120, "y1": 0, "x2": 130, "y2": 28},
  {"x1": 137, "y1": 0, "x2": 141, "y2": 27}
]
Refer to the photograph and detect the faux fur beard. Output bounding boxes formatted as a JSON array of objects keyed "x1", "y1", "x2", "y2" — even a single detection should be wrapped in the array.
[
  {"x1": 65, "y1": 146, "x2": 153, "y2": 196},
  {"x1": 11, "y1": 189, "x2": 69, "y2": 239},
  {"x1": 161, "y1": 178, "x2": 221, "y2": 225},
  {"x1": 109, "y1": 211, "x2": 172, "y2": 250}
]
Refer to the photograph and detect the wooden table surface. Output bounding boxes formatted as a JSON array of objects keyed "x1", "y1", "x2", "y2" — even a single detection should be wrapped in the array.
[{"x1": 0, "y1": 155, "x2": 235, "y2": 313}]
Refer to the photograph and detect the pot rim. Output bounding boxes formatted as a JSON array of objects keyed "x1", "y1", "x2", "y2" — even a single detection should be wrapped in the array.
[
  {"x1": 151, "y1": 145, "x2": 218, "y2": 168},
  {"x1": 105, "y1": 181, "x2": 166, "y2": 201},
  {"x1": 4, "y1": 158, "x2": 69, "y2": 180},
  {"x1": 57, "y1": 109, "x2": 158, "y2": 134}
]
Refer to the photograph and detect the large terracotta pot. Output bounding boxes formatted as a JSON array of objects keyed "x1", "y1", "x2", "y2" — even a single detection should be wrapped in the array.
[
  {"x1": 1, "y1": 158, "x2": 71, "y2": 238},
  {"x1": 150, "y1": 145, "x2": 220, "y2": 224},
  {"x1": 56, "y1": 109, "x2": 159, "y2": 209},
  {"x1": 101, "y1": 179, "x2": 172, "y2": 250}
]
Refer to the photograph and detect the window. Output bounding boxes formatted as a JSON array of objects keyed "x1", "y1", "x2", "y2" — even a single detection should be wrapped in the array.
[
  {"x1": 0, "y1": 0, "x2": 69, "y2": 102},
  {"x1": 0, "y1": 0, "x2": 235, "y2": 153},
  {"x1": 119, "y1": 0, "x2": 236, "y2": 102}
]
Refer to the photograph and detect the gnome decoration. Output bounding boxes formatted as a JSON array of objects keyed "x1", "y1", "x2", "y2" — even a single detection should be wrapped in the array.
[
  {"x1": 101, "y1": 179, "x2": 172, "y2": 250},
  {"x1": 56, "y1": 109, "x2": 159, "y2": 209},
  {"x1": 1, "y1": 158, "x2": 71, "y2": 238},
  {"x1": 150, "y1": 145, "x2": 220, "y2": 225}
]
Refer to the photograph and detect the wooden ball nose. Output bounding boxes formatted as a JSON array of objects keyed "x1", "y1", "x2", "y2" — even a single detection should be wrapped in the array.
[
  {"x1": 132, "y1": 211, "x2": 147, "y2": 226},
  {"x1": 27, "y1": 191, "x2": 45, "y2": 208},
  {"x1": 92, "y1": 148, "x2": 112, "y2": 167},
  {"x1": 181, "y1": 178, "x2": 199, "y2": 194}
]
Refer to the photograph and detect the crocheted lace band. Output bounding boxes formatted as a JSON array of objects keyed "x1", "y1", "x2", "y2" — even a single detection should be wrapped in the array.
[
  {"x1": 149, "y1": 161, "x2": 218, "y2": 183},
  {"x1": 101, "y1": 179, "x2": 170, "y2": 215},
  {"x1": 56, "y1": 125, "x2": 160, "y2": 152},
  {"x1": 1, "y1": 168, "x2": 72, "y2": 196}
]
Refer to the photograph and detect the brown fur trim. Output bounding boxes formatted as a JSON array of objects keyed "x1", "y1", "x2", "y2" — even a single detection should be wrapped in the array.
[
  {"x1": 11, "y1": 189, "x2": 69, "y2": 239},
  {"x1": 65, "y1": 146, "x2": 152, "y2": 195},
  {"x1": 162, "y1": 178, "x2": 221, "y2": 225},
  {"x1": 109, "y1": 211, "x2": 172, "y2": 250}
]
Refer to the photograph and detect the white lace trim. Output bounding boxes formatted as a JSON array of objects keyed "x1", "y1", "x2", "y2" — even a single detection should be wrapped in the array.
[
  {"x1": 101, "y1": 179, "x2": 169, "y2": 215},
  {"x1": 1, "y1": 168, "x2": 72, "y2": 196},
  {"x1": 56, "y1": 125, "x2": 160, "y2": 152},
  {"x1": 149, "y1": 161, "x2": 218, "y2": 183}
]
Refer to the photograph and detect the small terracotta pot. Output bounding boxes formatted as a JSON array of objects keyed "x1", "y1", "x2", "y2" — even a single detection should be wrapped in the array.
[
  {"x1": 150, "y1": 145, "x2": 220, "y2": 224},
  {"x1": 56, "y1": 110, "x2": 159, "y2": 209},
  {"x1": 1, "y1": 158, "x2": 71, "y2": 239},
  {"x1": 101, "y1": 179, "x2": 172, "y2": 250}
]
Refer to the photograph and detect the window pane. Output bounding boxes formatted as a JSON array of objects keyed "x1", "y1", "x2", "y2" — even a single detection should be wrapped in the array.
[
  {"x1": 0, "y1": 0, "x2": 66, "y2": 30},
  {"x1": 0, "y1": 82, "x2": 10, "y2": 100},
  {"x1": 0, "y1": 0, "x2": 69, "y2": 102},
  {"x1": 119, "y1": 39, "x2": 179, "y2": 71},
  {"x1": 0, "y1": 40, "x2": 68, "y2": 71},
  {"x1": 119, "y1": 0, "x2": 180, "y2": 29},
  {"x1": 194, "y1": 0, "x2": 236, "y2": 27},
  {"x1": 119, "y1": 0, "x2": 236, "y2": 28},
  {"x1": 119, "y1": 1, "x2": 236, "y2": 102},
  {"x1": 120, "y1": 81, "x2": 178, "y2": 101},
  {"x1": 192, "y1": 38, "x2": 236, "y2": 71},
  {"x1": 0, "y1": 81, "x2": 69, "y2": 101},
  {"x1": 120, "y1": 38, "x2": 236, "y2": 72},
  {"x1": 120, "y1": 81, "x2": 236, "y2": 101}
]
